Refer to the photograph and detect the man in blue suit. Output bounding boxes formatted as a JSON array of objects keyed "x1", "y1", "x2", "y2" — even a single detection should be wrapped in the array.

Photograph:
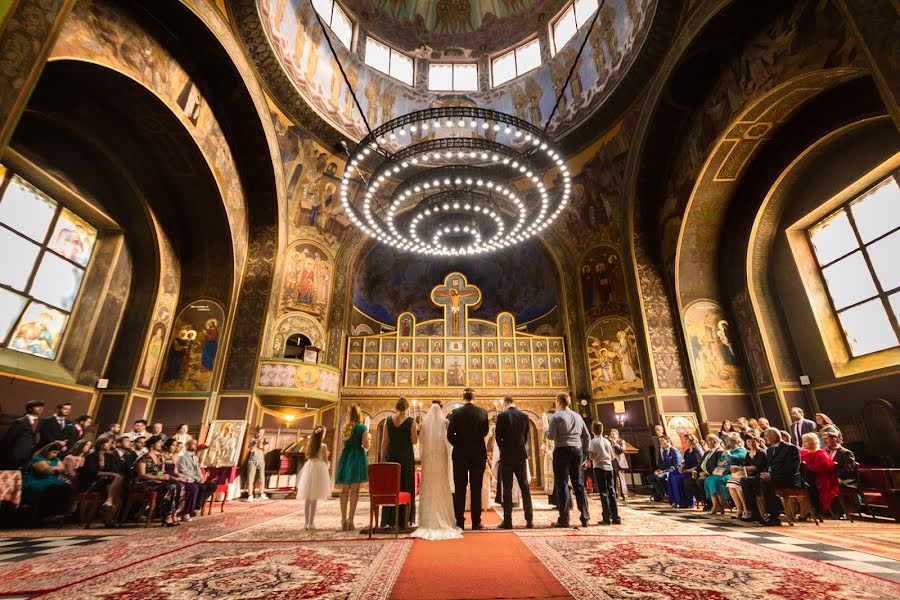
[
  {"x1": 788, "y1": 407, "x2": 816, "y2": 446},
  {"x1": 645, "y1": 435, "x2": 682, "y2": 501}
]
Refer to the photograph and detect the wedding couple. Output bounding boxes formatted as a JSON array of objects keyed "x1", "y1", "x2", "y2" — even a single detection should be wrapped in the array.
[{"x1": 412, "y1": 389, "x2": 533, "y2": 541}]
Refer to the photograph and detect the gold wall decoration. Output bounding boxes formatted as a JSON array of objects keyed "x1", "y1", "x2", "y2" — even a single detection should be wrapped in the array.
[{"x1": 344, "y1": 272, "x2": 568, "y2": 392}]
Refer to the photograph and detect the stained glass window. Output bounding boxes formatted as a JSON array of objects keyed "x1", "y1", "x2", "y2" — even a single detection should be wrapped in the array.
[
  {"x1": 808, "y1": 172, "x2": 900, "y2": 357},
  {"x1": 0, "y1": 165, "x2": 97, "y2": 359}
]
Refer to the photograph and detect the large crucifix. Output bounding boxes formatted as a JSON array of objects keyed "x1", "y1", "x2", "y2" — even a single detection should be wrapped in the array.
[{"x1": 430, "y1": 273, "x2": 481, "y2": 337}]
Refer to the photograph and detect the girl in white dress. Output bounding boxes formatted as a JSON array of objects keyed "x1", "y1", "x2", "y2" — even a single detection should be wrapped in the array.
[
  {"x1": 412, "y1": 402, "x2": 462, "y2": 540},
  {"x1": 297, "y1": 426, "x2": 331, "y2": 530}
]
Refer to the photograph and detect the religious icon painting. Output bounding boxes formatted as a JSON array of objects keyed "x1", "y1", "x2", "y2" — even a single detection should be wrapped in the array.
[
  {"x1": 280, "y1": 242, "x2": 331, "y2": 316},
  {"x1": 486, "y1": 340, "x2": 496, "y2": 353},
  {"x1": 399, "y1": 356, "x2": 411, "y2": 370},
  {"x1": 502, "y1": 372, "x2": 516, "y2": 386},
  {"x1": 470, "y1": 339, "x2": 482, "y2": 353},
  {"x1": 415, "y1": 372, "x2": 428, "y2": 386},
  {"x1": 431, "y1": 340, "x2": 444, "y2": 353},
  {"x1": 535, "y1": 372, "x2": 550, "y2": 386},
  {"x1": 348, "y1": 355, "x2": 362, "y2": 369},
  {"x1": 517, "y1": 372, "x2": 533, "y2": 387},
  {"x1": 364, "y1": 372, "x2": 377, "y2": 386},
  {"x1": 415, "y1": 356, "x2": 427, "y2": 370},
  {"x1": 535, "y1": 341, "x2": 545, "y2": 353},
  {"x1": 470, "y1": 356, "x2": 482, "y2": 369},
  {"x1": 49, "y1": 208, "x2": 97, "y2": 267},
  {"x1": 382, "y1": 339, "x2": 396, "y2": 353},
  {"x1": 399, "y1": 340, "x2": 411, "y2": 353},
  {"x1": 469, "y1": 372, "x2": 483, "y2": 387},
  {"x1": 430, "y1": 371, "x2": 444, "y2": 386},
  {"x1": 365, "y1": 356, "x2": 377, "y2": 370},
  {"x1": 380, "y1": 372, "x2": 395, "y2": 386},
  {"x1": 159, "y1": 300, "x2": 224, "y2": 392},
  {"x1": 398, "y1": 371, "x2": 412, "y2": 386},
  {"x1": 551, "y1": 371, "x2": 566, "y2": 387},
  {"x1": 446, "y1": 356, "x2": 466, "y2": 386},
  {"x1": 346, "y1": 371, "x2": 362, "y2": 386},
  {"x1": 381, "y1": 355, "x2": 395, "y2": 370},
  {"x1": 551, "y1": 340, "x2": 562, "y2": 352},
  {"x1": 519, "y1": 356, "x2": 532, "y2": 369},
  {"x1": 518, "y1": 340, "x2": 530, "y2": 353},
  {"x1": 202, "y1": 420, "x2": 247, "y2": 468},
  {"x1": 503, "y1": 356, "x2": 513, "y2": 370},
  {"x1": 398, "y1": 314, "x2": 414, "y2": 337},
  {"x1": 536, "y1": 355, "x2": 548, "y2": 369},
  {"x1": 431, "y1": 356, "x2": 444, "y2": 369},
  {"x1": 499, "y1": 314, "x2": 514, "y2": 337},
  {"x1": 552, "y1": 355, "x2": 564, "y2": 368},
  {"x1": 365, "y1": 339, "x2": 378, "y2": 353},
  {"x1": 485, "y1": 371, "x2": 499, "y2": 387},
  {"x1": 448, "y1": 339, "x2": 464, "y2": 353},
  {"x1": 501, "y1": 340, "x2": 513, "y2": 353},
  {"x1": 415, "y1": 340, "x2": 427, "y2": 353},
  {"x1": 486, "y1": 356, "x2": 498, "y2": 370},
  {"x1": 7, "y1": 302, "x2": 67, "y2": 359},
  {"x1": 351, "y1": 339, "x2": 362, "y2": 352}
]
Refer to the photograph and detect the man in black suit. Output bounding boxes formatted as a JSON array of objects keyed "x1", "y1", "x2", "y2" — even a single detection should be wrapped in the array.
[
  {"x1": 67, "y1": 415, "x2": 92, "y2": 451},
  {"x1": 495, "y1": 396, "x2": 533, "y2": 529},
  {"x1": 0, "y1": 401, "x2": 45, "y2": 469},
  {"x1": 788, "y1": 407, "x2": 816, "y2": 446},
  {"x1": 740, "y1": 428, "x2": 801, "y2": 525},
  {"x1": 447, "y1": 388, "x2": 489, "y2": 530},
  {"x1": 38, "y1": 402, "x2": 74, "y2": 450},
  {"x1": 106, "y1": 435, "x2": 137, "y2": 481}
]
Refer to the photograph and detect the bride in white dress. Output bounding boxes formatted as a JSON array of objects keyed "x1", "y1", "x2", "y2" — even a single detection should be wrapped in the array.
[{"x1": 411, "y1": 403, "x2": 462, "y2": 540}]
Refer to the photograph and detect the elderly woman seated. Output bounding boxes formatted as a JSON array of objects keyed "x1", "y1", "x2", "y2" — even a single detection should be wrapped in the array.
[
  {"x1": 22, "y1": 442, "x2": 73, "y2": 520},
  {"x1": 801, "y1": 432, "x2": 838, "y2": 515},
  {"x1": 704, "y1": 433, "x2": 747, "y2": 514}
]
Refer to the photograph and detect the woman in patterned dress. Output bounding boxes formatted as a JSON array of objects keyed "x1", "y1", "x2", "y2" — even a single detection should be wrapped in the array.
[{"x1": 135, "y1": 436, "x2": 181, "y2": 526}]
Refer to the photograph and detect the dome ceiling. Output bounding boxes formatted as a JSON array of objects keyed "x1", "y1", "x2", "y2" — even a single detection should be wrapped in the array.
[
  {"x1": 344, "y1": 0, "x2": 568, "y2": 56},
  {"x1": 238, "y1": 0, "x2": 673, "y2": 151}
]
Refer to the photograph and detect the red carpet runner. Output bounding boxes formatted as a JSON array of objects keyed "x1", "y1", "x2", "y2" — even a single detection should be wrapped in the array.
[{"x1": 390, "y1": 512, "x2": 572, "y2": 600}]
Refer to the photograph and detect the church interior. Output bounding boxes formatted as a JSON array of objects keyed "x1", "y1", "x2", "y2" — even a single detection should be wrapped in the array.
[{"x1": 0, "y1": 0, "x2": 899, "y2": 598}]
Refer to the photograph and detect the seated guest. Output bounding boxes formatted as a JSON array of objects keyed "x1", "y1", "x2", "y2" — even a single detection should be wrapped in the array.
[
  {"x1": 162, "y1": 438, "x2": 195, "y2": 521},
  {"x1": 747, "y1": 418, "x2": 761, "y2": 438},
  {"x1": 135, "y1": 436, "x2": 181, "y2": 526},
  {"x1": 757, "y1": 417, "x2": 770, "y2": 431},
  {"x1": 704, "y1": 433, "x2": 747, "y2": 514},
  {"x1": 608, "y1": 429, "x2": 630, "y2": 501},
  {"x1": 133, "y1": 436, "x2": 148, "y2": 457},
  {"x1": 103, "y1": 423, "x2": 121, "y2": 438},
  {"x1": 718, "y1": 420, "x2": 735, "y2": 444},
  {"x1": 106, "y1": 435, "x2": 137, "y2": 490},
  {"x1": 668, "y1": 435, "x2": 704, "y2": 508},
  {"x1": 727, "y1": 435, "x2": 767, "y2": 521},
  {"x1": 62, "y1": 439, "x2": 91, "y2": 482},
  {"x1": 684, "y1": 435, "x2": 722, "y2": 511},
  {"x1": 127, "y1": 419, "x2": 148, "y2": 441},
  {"x1": 740, "y1": 428, "x2": 802, "y2": 526},
  {"x1": 780, "y1": 430, "x2": 792, "y2": 445},
  {"x1": 0, "y1": 400, "x2": 45, "y2": 470},
  {"x1": 148, "y1": 422, "x2": 167, "y2": 441},
  {"x1": 823, "y1": 432, "x2": 857, "y2": 488},
  {"x1": 22, "y1": 442, "x2": 72, "y2": 519},
  {"x1": 177, "y1": 440, "x2": 217, "y2": 517},
  {"x1": 645, "y1": 435, "x2": 682, "y2": 502},
  {"x1": 801, "y1": 432, "x2": 838, "y2": 515},
  {"x1": 814, "y1": 413, "x2": 840, "y2": 447},
  {"x1": 77, "y1": 435, "x2": 123, "y2": 523}
]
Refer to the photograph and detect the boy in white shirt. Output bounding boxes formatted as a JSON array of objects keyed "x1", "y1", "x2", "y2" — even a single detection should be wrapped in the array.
[{"x1": 587, "y1": 422, "x2": 620, "y2": 525}]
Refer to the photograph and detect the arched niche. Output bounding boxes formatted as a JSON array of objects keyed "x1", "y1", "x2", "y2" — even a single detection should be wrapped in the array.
[{"x1": 271, "y1": 313, "x2": 327, "y2": 357}]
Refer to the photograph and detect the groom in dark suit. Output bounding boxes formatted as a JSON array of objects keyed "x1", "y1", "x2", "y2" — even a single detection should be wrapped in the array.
[
  {"x1": 447, "y1": 388, "x2": 488, "y2": 530},
  {"x1": 495, "y1": 396, "x2": 533, "y2": 529}
]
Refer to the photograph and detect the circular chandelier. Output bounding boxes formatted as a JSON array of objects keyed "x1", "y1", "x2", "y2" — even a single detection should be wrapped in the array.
[{"x1": 340, "y1": 107, "x2": 571, "y2": 256}]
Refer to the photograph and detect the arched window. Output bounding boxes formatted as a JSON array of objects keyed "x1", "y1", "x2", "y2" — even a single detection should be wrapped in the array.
[{"x1": 283, "y1": 333, "x2": 312, "y2": 359}]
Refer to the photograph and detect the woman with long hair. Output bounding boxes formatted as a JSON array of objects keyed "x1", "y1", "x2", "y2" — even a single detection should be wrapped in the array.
[
  {"x1": 718, "y1": 420, "x2": 735, "y2": 444},
  {"x1": 162, "y1": 437, "x2": 196, "y2": 520},
  {"x1": 335, "y1": 404, "x2": 369, "y2": 531},
  {"x1": 412, "y1": 401, "x2": 461, "y2": 540},
  {"x1": 22, "y1": 442, "x2": 72, "y2": 519},
  {"x1": 727, "y1": 435, "x2": 767, "y2": 521},
  {"x1": 814, "y1": 413, "x2": 840, "y2": 447},
  {"x1": 381, "y1": 397, "x2": 418, "y2": 530},
  {"x1": 135, "y1": 436, "x2": 181, "y2": 526},
  {"x1": 704, "y1": 433, "x2": 747, "y2": 514},
  {"x1": 62, "y1": 439, "x2": 91, "y2": 482},
  {"x1": 297, "y1": 426, "x2": 331, "y2": 530}
]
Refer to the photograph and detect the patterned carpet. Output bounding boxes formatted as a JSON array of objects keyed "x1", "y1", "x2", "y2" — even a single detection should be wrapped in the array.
[{"x1": 521, "y1": 535, "x2": 900, "y2": 599}]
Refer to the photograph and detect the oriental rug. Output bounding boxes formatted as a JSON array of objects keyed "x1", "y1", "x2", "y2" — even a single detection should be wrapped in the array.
[
  {"x1": 36, "y1": 539, "x2": 411, "y2": 600},
  {"x1": 0, "y1": 499, "x2": 301, "y2": 594},
  {"x1": 521, "y1": 535, "x2": 900, "y2": 599}
]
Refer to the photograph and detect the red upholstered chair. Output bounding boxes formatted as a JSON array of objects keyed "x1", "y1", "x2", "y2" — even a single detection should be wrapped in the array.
[
  {"x1": 368, "y1": 462, "x2": 411, "y2": 538},
  {"x1": 200, "y1": 467, "x2": 229, "y2": 515}
]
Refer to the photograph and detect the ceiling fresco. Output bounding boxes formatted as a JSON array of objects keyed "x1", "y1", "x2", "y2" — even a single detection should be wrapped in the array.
[
  {"x1": 352, "y1": 240, "x2": 560, "y2": 325},
  {"x1": 255, "y1": 0, "x2": 655, "y2": 141}
]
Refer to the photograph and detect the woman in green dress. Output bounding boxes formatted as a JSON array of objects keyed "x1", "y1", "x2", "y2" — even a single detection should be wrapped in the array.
[
  {"x1": 336, "y1": 403, "x2": 370, "y2": 531},
  {"x1": 704, "y1": 432, "x2": 747, "y2": 514},
  {"x1": 381, "y1": 397, "x2": 418, "y2": 530},
  {"x1": 22, "y1": 442, "x2": 72, "y2": 518}
]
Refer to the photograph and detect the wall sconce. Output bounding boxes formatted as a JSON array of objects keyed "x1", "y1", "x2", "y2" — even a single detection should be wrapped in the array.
[
  {"x1": 615, "y1": 412, "x2": 626, "y2": 428},
  {"x1": 613, "y1": 400, "x2": 626, "y2": 428},
  {"x1": 284, "y1": 414, "x2": 296, "y2": 428}
]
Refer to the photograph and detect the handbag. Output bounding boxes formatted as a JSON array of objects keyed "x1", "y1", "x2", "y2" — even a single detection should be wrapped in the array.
[
  {"x1": 712, "y1": 467, "x2": 726, "y2": 476},
  {"x1": 729, "y1": 467, "x2": 747, "y2": 482}
]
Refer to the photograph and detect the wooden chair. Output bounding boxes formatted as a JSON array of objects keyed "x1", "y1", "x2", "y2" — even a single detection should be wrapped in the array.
[
  {"x1": 775, "y1": 487, "x2": 822, "y2": 526},
  {"x1": 75, "y1": 491, "x2": 102, "y2": 529},
  {"x1": 368, "y1": 462, "x2": 411, "y2": 538},
  {"x1": 122, "y1": 488, "x2": 158, "y2": 528}
]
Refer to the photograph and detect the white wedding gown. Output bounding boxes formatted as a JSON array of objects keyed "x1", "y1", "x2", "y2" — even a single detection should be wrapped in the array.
[{"x1": 411, "y1": 405, "x2": 462, "y2": 541}]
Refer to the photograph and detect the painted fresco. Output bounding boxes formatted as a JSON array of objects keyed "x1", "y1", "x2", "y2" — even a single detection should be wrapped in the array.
[
  {"x1": 138, "y1": 322, "x2": 166, "y2": 390},
  {"x1": 580, "y1": 245, "x2": 628, "y2": 319},
  {"x1": 259, "y1": 0, "x2": 654, "y2": 137},
  {"x1": 159, "y1": 300, "x2": 225, "y2": 392},
  {"x1": 587, "y1": 317, "x2": 642, "y2": 397},
  {"x1": 731, "y1": 290, "x2": 772, "y2": 388},
  {"x1": 352, "y1": 242, "x2": 559, "y2": 325},
  {"x1": 281, "y1": 242, "x2": 332, "y2": 317},
  {"x1": 271, "y1": 313, "x2": 326, "y2": 356},
  {"x1": 355, "y1": 0, "x2": 539, "y2": 34},
  {"x1": 683, "y1": 301, "x2": 747, "y2": 390},
  {"x1": 50, "y1": 0, "x2": 248, "y2": 269}
]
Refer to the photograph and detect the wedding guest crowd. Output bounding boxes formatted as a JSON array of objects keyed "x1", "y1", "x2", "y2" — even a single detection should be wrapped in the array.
[
  {"x1": 0, "y1": 403, "x2": 221, "y2": 527},
  {"x1": 645, "y1": 408, "x2": 858, "y2": 525}
]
